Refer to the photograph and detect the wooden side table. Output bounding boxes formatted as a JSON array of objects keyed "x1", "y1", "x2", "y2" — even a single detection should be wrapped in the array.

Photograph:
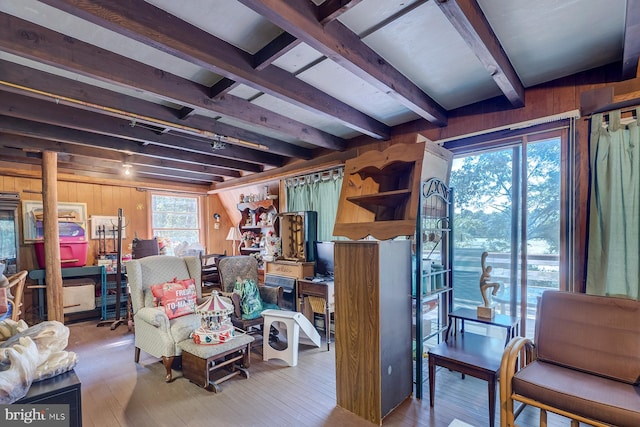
[
  {"x1": 296, "y1": 278, "x2": 334, "y2": 350},
  {"x1": 446, "y1": 307, "x2": 520, "y2": 346},
  {"x1": 178, "y1": 333, "x2": 254, "y2": 393},
  {"x1": 428, "y1": 308, "x2": 519, "y2": 427},
  {"x1": 428, "y1": 333, "x2": 503, "y2": 427}
]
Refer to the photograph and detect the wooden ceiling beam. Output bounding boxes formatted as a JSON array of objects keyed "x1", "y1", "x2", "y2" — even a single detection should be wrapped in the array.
[
  {"x1": 36, "y1": 1, "x2": 387, "y2": 140},
  {"x1": 0, "y1": 90, "x2": 282, "y2": 169},
  {"x1": 209, "y1": 78, "x2": 240, "y2": 100},
  {"x1": 0, "y1": 13, "x2": 344, "y2": 151},
  {"x1": 0, "y1": 149, "x2": 214, "y2": 186},
  {"x1": 0, "y1": 133, "x2": 230, "y2": 179},
  {"x1": 436, "y1": 0, "x2": 524, "y2": 108},
  {"x1": 622, "y1": 0, "x2": 640, "y2": 80},
  {"x1": 253, "y1": 32, "x2": 302, "y2": 71},
  {"x1": 317, "y1": 0, "x2": 364, "y2": 24},
  {"x1": 238, "y1": 0, "x2": 447, "y2": 126},
  {"x1": 242, "y1": 0, "x2": 448, "y2": 125},
  {"x1": 0, "y1": 115, "x2": 261, "y2": 174},
  {"x1": 0, "y1": 59, "x2": 314, "y2": 159}
]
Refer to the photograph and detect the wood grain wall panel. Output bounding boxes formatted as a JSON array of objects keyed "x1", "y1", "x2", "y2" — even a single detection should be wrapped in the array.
[{"x1": 334, "y1": 240, "x2": 412, "y2": 425}]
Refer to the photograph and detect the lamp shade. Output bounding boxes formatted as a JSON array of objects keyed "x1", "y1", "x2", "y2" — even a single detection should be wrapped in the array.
[{"x1": 225, "y1": 226, "x2": 242, "y2": 241}]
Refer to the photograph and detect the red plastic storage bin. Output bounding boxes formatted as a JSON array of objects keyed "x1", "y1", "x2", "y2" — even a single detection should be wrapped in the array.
[{"x1": 34, "y1": 241, "x2": 88, "y2": 269}]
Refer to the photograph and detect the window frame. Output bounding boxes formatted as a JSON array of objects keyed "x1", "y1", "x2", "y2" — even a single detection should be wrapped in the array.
[{"x1": 148, "y1": 192, "x2": 204, "y2": 252}]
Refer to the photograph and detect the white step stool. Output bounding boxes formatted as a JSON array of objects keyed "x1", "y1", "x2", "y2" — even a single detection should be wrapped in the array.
[{"x1": 261, "y1": 309, "x2": 321, "y2": 366}]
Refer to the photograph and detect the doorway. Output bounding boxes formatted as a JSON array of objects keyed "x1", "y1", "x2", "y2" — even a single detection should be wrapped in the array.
[{"x1": 449, "y1": 131, "x2": 565, "y2": 337}]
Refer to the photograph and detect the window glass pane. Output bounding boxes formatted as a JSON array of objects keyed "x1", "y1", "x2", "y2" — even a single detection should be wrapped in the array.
[
  {"x1": 151, "y1": 194, "x2": 200, "y2": 254},
  {"x1": 449, "y1": 135, "x2": 561, "y2": 338},
  {"x1": 450, "y1": 148, "x2": 516, "y2": 319},
  {"x1": 0, "y1": 217, "x2": 16, "y2": 259}
]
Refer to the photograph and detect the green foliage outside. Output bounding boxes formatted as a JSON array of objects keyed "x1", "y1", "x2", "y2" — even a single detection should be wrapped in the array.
[
  {"x1": 449, "y1": 138, "x2": 560, "y2": 254},
  {"x1": 151, "y1": 195, "x2": 200, "y2": 247}
]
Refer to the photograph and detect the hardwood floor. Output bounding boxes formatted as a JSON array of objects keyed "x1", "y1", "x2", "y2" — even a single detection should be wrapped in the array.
[{"x1": 66, "y1": 321, "x2": 580, "y2": 427}]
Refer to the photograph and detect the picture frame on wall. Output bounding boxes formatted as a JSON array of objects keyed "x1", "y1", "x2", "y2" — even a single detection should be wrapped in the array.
[
  {"x1": 90, "y1": 215, "x2": 127, "y2": 239},
  {"x1": 22, "y1": 201, "x2": 88, "y2": 243}
]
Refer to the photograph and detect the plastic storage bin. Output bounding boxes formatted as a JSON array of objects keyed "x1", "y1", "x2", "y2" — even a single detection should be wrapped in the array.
[{"x1": 35, "y1": 241, "x2": 89, "y2": 268}]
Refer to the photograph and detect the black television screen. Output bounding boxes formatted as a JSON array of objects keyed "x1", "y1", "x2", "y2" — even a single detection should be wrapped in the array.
[{"x1": 314, "y1": 241, "x2": 334, "y2": 277}]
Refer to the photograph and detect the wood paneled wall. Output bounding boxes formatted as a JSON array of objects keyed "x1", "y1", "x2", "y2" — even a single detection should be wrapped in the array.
[{"x1": 1, "y1": 174, "x2": 150, "y2": 271}]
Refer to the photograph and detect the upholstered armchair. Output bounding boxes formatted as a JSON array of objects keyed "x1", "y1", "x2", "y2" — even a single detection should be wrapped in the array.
[
  {"x1": 217, "y1": 256, "x2": 283, "y2": 338},
  {"x1": 126, "y1": 255, "x2": 201, "y2": 382}
]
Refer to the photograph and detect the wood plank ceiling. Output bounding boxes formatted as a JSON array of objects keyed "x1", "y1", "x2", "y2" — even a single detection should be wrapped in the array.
[{"x1": 0, "y1": 0, "x2": 635, "y2": 188}]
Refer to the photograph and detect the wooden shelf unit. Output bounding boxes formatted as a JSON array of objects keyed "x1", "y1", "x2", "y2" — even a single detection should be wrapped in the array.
[
  {"x1": 237, "y1": 199, "x2": 278, "y2": 256},
  {"x1": 333, "y1": 141, "x2": 424, "y2": 240}
]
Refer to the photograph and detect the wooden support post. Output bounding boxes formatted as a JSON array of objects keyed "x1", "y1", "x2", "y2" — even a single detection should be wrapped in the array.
[{"x1": 42, "y1": 151, "x2": 64, "y2": 322}]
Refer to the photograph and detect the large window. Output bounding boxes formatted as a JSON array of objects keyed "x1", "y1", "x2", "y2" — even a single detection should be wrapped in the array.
[
  {"x1": 449, "y1": 129, "x2": 566, "y2": 337},
  {"x1": 151, "y1": 194, "x2": 201, "y2": 254}
]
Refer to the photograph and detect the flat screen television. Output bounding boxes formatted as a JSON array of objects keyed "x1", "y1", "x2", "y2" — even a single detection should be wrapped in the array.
[{"x1": 314, "y1": 241, "x2": 334, "y2": 277}]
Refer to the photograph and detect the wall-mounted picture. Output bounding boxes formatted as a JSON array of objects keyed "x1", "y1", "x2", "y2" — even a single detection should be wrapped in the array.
[
  {"x1": 90, "y1": 215, "x2": 127, "y2": 240},
  {"x1": 22, "y1": 201, "x2": 87, "y2": 243}
]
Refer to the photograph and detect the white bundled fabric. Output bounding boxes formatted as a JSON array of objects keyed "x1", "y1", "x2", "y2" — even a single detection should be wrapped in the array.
[{"x1": 0, "y1": 320, "x2": 78, "y2": 403}]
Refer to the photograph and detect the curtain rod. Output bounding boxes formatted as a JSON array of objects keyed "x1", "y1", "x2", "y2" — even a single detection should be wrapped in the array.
[
  {"x1": 285, "y1": 167, "x2": 343, "y2": 187},
  {"x1": 436, "y1": 110, "x2": 580, "y2": 145}
]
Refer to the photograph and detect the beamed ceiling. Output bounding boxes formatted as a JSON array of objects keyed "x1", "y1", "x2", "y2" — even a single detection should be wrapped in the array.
[{"x1": 0, "y1": 0, "x2": 637, "y2": 190}]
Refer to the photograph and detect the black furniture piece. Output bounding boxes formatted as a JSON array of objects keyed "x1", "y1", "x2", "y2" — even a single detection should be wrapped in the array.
[{"x1": 16, "y1": 370, "x2": 82, "y2": 427}]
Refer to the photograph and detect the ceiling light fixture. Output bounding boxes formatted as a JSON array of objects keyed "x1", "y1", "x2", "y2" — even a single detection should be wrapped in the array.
[
  {"x1": 122, "y1": 163, "x2": 132, "y2": 175},
  {"x1": 211, "y1": 136, "x2": 227, "y2": 151}
]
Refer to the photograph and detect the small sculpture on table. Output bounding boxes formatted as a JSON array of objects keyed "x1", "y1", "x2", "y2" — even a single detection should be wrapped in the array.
[{"x1": 478, "y1": 251, "x2": 501, "y2": 318}]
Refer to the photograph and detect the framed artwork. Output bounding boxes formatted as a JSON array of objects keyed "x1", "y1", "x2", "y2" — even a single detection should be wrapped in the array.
[
  {"x1": 22, "y1": 201, "x2": 87, "y2": 242},
  {"x1": 90, "y1": 215, "x2": 127, "y2": 239}
]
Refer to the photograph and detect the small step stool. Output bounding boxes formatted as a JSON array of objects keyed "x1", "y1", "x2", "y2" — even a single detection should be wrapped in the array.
[{"x1": 261, "y1": 309, "x2": 321, "y2": 366}]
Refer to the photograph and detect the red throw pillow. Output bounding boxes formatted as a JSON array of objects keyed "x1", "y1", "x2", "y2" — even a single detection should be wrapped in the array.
[{"x1": 150, "y1": 279, "x2": 197, "y2": 320}]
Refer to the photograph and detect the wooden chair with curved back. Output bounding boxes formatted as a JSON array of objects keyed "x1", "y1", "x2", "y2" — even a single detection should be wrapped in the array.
[
  {"x1": 5, "y1": 270, "x2": 28, "y2": 321},
  {"x1": 200, "y1": 251, "x2": 226, "y2": 295}
]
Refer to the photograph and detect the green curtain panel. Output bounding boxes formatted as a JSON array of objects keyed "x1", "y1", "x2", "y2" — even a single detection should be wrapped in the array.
[
  {"x1": 586, "y1": 109, "x2": 640, "y2": 299},
  {"x1": 285, "y1": 169, "x2": 343, "y2": 241}
]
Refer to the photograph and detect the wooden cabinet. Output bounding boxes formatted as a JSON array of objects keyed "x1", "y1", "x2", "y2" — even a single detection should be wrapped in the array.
[
  {"x1": 237, "y1": 199, "x2": 278, "y2": 257},
  {"x1": 333, "y1": 142, "x2": 424, "y2": 240},
  {"x1": 277, "y1": 211, "x2": 317, "y2": 261},
  {"x1": 334, "y1": 240, "x2": 412, "y2": 425}
]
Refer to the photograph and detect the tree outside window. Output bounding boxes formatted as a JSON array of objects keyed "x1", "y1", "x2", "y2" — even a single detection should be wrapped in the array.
[{"x1": 151, "y1": 194, "x2": 201, "y2": 254}]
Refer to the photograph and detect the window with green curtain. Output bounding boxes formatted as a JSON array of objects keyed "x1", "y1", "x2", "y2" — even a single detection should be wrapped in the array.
[{"x1": 285, "y1": 169, "x2": 343, "y2": 241}]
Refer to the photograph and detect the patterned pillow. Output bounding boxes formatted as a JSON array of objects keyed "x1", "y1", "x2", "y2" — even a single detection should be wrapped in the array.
[
  {"x1": 150, "y1": 278, "x2": 197, "y2": 320},
  {"x1": 233, "y1": 278, "x2": 263, "y2": 320}
]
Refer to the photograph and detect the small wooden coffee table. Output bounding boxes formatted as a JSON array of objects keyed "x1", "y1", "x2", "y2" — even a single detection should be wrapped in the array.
[
  {"x1": 178, "y1": 333, "x2": 254, "y2": 392},
  {"x1": 428, "y1": 332, "x2": 503, "y2": 427}
]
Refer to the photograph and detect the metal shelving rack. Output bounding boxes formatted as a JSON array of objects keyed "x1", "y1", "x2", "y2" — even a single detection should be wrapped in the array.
[{"x1": 414, "y1": 178, "x2": 454, "y2": 400}]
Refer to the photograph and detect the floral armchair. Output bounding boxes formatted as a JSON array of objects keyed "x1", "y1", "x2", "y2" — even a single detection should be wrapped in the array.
[{"x1": 126, "y1": 255, "x2": 201, "y2": 382}]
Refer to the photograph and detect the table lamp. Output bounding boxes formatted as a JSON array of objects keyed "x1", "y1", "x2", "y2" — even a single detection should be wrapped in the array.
[{"x1": 225, "y1": 226, "x2": 242, "y2": 255}]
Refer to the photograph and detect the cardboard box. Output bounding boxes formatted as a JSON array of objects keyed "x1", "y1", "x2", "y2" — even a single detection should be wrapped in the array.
[{"x1": 63, "y1": 284, "x2": 95, "y2": 314}]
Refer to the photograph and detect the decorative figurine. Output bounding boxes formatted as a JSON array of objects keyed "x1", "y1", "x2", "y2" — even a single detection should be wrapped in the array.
[{"x1": 478, "y1": 251, "x2": 501, "y2": 318}]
